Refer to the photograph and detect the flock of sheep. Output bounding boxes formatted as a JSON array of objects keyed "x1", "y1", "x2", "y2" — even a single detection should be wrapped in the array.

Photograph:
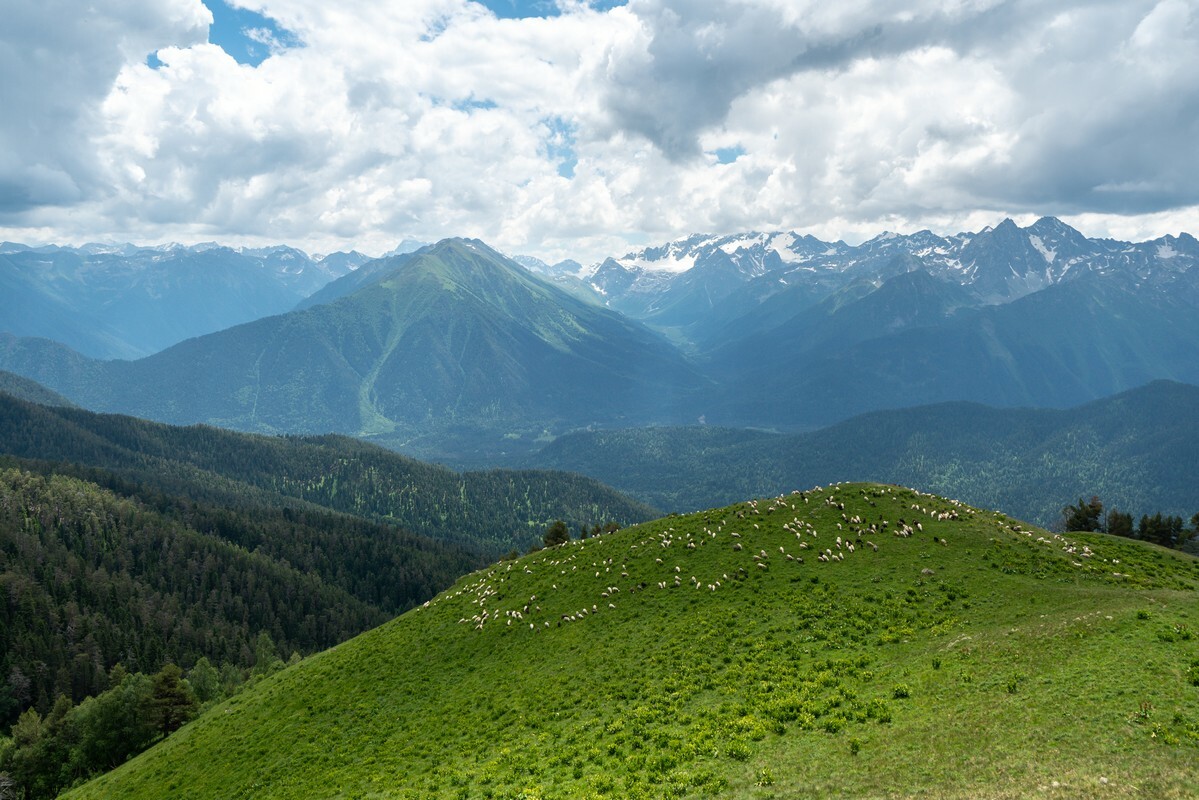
[{"x1": 412, "y1": 483, "x2": 1113, "y2": 635}]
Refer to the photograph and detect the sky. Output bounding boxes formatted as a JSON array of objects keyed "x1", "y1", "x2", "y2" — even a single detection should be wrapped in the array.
[{"x1": 1, "y1": 0, "x2": 1198, "y2": 264}]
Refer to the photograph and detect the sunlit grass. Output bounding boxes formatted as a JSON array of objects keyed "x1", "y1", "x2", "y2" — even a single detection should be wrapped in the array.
[{"x1": 67, "y1": 483, "x2": 1199, "y2": 799}]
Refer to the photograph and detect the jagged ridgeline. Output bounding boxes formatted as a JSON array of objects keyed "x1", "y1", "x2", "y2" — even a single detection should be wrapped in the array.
[{"x1": 69, "y1": 484, "x2": 1199, "y2": 799}]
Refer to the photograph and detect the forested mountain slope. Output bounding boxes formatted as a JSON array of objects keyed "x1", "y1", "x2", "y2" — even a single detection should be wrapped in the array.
[
  {"x1": 526, "y1": 380, "x2": 1199, "y2": 527},
  {"x1": 0, "y1": 392, "x2": 657, "y2": 554},
  {"x1": 0, "y1": 370, "x2": 75, "y2": 407},
  {"x1": 0, "y1": 466, "x2": 398, "y2": 725},
  {"x1": 0, "y1": 392, "x2": 655, "y2": 734}
]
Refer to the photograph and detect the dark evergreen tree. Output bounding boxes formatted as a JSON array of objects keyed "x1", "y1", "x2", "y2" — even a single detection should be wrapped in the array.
[
  {"x1": 1063, "y1": 496, "x2": 1103, "y2": 532},
  {"x1": 1106, "y1": 509, "x2": 1134, "y2": 538},
  {"x1": 543, "y1": 519, "x2": 570, "y2": 547},
  {"x1": 147, "y1": 665, "x2": 198, "y2": 737},
  {"x1": 1138, "y1": 513, "x2": 1185, "y2": 548}
]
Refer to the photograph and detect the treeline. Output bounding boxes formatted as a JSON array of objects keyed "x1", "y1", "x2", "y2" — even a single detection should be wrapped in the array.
[
  {"x1": 0, "y1": 393, "x2": 657, "y2": 554},
  {"x1": 0, "y1": 636, "x2": 293, "y2": 800},
  {"x1": 1062, "y1": 495, "x2": 1199, "y2": 551}
]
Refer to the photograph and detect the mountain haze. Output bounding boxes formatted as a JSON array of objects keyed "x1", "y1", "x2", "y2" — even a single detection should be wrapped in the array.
[
  {"x1": 525, "y1": 380, "x2": 1199, "y2": 527},
  {"x1": 0, "y1": 244, "x2": 353, "y2": 359},
  {"x1": 3, "y1": 220, "x2": 1199, "y2": 458},
  {"x1": 0, "y1": 240, "x2": 707, "y2": 454}
]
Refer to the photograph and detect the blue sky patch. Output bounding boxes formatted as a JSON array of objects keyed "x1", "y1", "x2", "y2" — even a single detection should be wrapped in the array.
[
  {"x1": 453, "y1": 98, "x2": 500, "y2": 113},
  {"x1": 544, "y1": 117, "x2": 578, "y2": 179},
  {"x1": 713, "y1": 146, "x2": 747, "y2": 165},
  {"x1": 476, "y1": 0, "x2": 627, "y2": 19},
  {"x1": 204, "y1": 0, "x2": 299, "y2": 66}
]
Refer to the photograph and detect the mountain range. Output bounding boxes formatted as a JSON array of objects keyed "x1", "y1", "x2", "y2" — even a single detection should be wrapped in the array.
[
  {"x1": 2, "y1": 218, "x2": 1199, "y2": 461},
  {"x1": 0, "y1": 241, "x2": 366, "y2": 359},
  {"x1": 0, "y1": 239, "x2": 707, "y2": 461},
  {"x1": 587, "y1": 217, "x2": 1199, "y2": 327}
]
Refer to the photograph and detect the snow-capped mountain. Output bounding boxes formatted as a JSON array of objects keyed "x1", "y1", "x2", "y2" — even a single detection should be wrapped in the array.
[
  {"x1": 576, "y1": 218, "x2": 1199, "y2": 330},
  {"x1": 6, "y1": 226, "x2": 1199, "y2": 447}
]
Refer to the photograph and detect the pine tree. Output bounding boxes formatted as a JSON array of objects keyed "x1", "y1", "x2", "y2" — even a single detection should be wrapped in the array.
[
  {"x1": 543, "y1": 520, "x2": 570, "y2": 547},
  {"x1": 147, "y1": 665, "x2": 197, "y2": 737}
]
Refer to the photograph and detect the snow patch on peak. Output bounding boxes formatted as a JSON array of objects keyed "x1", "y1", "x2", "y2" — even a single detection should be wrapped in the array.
[
  {"x1": 1029, "y1": 235, "x2": 1057, "y2": 264},
  {"x1": 1157, "y1": 242, "x2": 1179, "y2": 259},
  {"x1": 618, "y1": 252, "x2": 697, "y2": 274},
  {"x1": 719, "y1": 233, "x2": 768, "y2": 255}
]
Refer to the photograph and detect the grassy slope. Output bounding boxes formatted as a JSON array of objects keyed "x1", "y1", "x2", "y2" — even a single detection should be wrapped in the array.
[{"x1": 69, "y1": 483, "x2": 1199, "y2": 800}]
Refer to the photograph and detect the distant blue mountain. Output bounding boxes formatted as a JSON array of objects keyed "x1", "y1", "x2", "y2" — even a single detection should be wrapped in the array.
[{"x1": 0, "y1": 243, "x2": 356, "y2": 358}]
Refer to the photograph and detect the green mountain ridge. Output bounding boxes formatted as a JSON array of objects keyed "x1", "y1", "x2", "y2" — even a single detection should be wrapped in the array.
[
  {"x1": 523, "y1": 380, "x2": 1199, "y2": 528},
  {"x1": 64, "y1": 483, "x2": 1199, "y2": 799},
  {"x1": 698, "y1": 269, "x2": 1199, "y2": 428},
  {"x1": 0, "y1": 240, "x2": 707, "y2": 456},
  {"x1": 0, "y1": 370, "x2": 75, "y2": 407},
  {"x1": 0, "y1": 391, "x2": 657, "y2": 555}
]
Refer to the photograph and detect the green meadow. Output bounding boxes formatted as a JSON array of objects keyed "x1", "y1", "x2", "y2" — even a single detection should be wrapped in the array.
[{"x1": 67, "y1": 483, "x2": 1199, "y2": 799}]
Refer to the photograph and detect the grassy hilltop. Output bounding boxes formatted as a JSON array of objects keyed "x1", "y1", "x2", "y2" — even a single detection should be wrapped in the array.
[{"x1": 68, "y1": 483, "x2": 1199, "y2": 799}]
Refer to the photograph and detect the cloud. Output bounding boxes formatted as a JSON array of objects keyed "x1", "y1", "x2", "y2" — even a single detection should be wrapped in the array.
[
  {"x1": 592, "y1": 0, "x2": 1035, "y2": 160},
  {"x1": 0, "y1": 0, "x2": 209, "y2": 215},
  {"x1": 2, "y1": 0, "x2": 1198, "y2": 264}
]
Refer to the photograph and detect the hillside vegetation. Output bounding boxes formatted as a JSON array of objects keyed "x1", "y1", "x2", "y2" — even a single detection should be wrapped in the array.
[
  {"x1": 0, "y1": 391, "x2": 654, "y2": 734},
  {"x1": 525, "y1": 380, "x2": 1199, "y2": 528},
  {"x1": 0, "y1": 392, "x2": 657, "y2": 555},
  {"x1": 68, "y1": 483, "x2": 1199, "y2": 799}
]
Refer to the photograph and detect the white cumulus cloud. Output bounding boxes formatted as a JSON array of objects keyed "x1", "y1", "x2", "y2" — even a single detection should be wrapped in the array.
[{"x1": 1, "y1": 0, "x2": 1197, "y2": 262}]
